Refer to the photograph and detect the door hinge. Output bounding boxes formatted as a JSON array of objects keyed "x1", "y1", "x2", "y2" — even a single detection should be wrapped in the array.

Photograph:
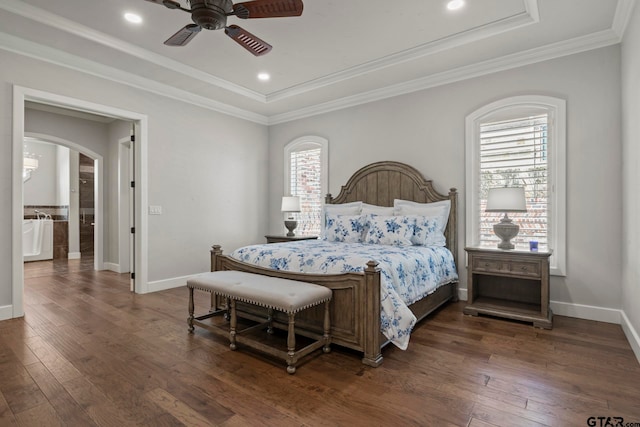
[
  {"x1": 130, "y1": 181, "x2": 135, "y2": 188},
  {"x1": 130, "y1": 134, "x2": 135, "y2": 142},
  {"x1": 130, "y1": 227, "x2": 135, "y2": 234},
  {"x1": 131, "y1": 272, "x2": 135, "y2": 280}
]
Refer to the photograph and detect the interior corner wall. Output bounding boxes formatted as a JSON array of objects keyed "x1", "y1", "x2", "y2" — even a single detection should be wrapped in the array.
[
  {"x1": 621, "y1": 2, "x2": 640, "y2": 353},
  {"x1": 0, "y1": 49, "x2": 269, "y2": 310},
  {"x1": 268, "y1": 45, "x2": 623, "y2": 314}
]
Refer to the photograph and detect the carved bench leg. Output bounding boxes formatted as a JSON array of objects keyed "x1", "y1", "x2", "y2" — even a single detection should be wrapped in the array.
[
  {"x1": 267, "y1": 308, "x2": 274, "y2": 335},
  {"x1": 286, "y1": 312, "x2": 296, "y2": 374},
  {"x1": 323, "y1": 301, "x2": 331, "y2": 354},
  {"x1": 187, "y1": 286, "x2": 195, "y2": 332},
  {"x1": 229, "y1": 299, "x2": 237, "y2": 351}
]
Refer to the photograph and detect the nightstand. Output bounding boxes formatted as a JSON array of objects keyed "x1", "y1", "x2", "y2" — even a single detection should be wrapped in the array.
[
  {"x1": 265, "y1": 235, "x2": 319, "y2": 244},
  {"x1": 463, "y1": 247, "x2": 552, "y2": 329}
]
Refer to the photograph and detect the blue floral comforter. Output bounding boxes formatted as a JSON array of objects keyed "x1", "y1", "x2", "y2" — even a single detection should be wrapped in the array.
[{"x1": 229, "y1": 240, "x2": 458, "y2": 350}]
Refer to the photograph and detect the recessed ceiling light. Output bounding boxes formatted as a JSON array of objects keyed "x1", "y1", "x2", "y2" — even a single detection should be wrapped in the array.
[
  {"x1": 257, "y1": 73, "x2": 270, "y2": 81},
  {"x1": 447, "y1": 0, "x2": 465, "y2": 11},
  {"x1": 124, "y1": 12, "x2": 143, "y2": 24}
]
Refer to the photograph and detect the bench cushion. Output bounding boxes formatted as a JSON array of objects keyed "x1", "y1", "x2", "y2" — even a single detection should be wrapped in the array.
[{"x1": 187, "y1": 271, "x2": 332, "y2": 314}]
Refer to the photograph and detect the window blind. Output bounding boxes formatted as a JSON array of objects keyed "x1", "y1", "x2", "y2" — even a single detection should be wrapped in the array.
[
  {"x1": 290, "y1": 148, "x2": 322, "y2": 235},
  {"x1": 479, "y1": 114, "x2": 548, "y2": 248}
]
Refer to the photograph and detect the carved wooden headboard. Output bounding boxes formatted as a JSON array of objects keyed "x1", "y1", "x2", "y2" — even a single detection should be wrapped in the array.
[{"x1": 325, "y1": 161, "x2": 458, "y2": 265}]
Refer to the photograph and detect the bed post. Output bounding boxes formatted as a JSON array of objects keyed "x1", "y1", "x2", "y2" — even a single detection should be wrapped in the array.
[
  {"x1": 448, "y1": 188, "x2": 459, "y2": 302},
  {"x1": 363, "y1": 261, "x2": 383, "y2": 367},
  {"x1": 211, "y1": 245, "x2": 223, "y2": 272},
  {"x1": 210, "y1": 245, "x2": 223, "y2": 310}
]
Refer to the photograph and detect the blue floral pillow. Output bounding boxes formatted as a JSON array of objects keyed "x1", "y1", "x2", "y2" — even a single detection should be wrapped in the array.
[
  {"x1": 363, "y1": 215, "x2": 414, "y2": 246},
  {"x1": 410, "y1": 215, "x2": 446, "y2": 246},
  {"x1": 323, "y1": 214, "x2": 366, "y2": 243}
]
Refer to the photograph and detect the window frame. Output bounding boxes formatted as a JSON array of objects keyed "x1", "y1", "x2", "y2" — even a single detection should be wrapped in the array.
[
  {"x1": 283, "y1": 136, "x2": 328, "y2": 235},
  {"x1": 465, "y1": 95, "x2": 566, "y2": 276}
]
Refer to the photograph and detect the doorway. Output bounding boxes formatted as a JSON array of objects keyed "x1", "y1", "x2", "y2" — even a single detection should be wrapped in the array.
[{"x1": 12, "y1": 86, "x2": 149, "y2": 319}]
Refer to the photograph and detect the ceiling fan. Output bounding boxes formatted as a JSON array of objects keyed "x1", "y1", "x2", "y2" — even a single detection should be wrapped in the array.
[{"x1": 144, "y1": 0, "x2": 303, "y2": 56}]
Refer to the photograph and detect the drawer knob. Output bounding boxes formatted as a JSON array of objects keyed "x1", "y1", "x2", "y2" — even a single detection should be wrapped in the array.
[
  {"x1": 521, "y1": 266, "x2": 528, "y2": 271},
  {"x1": 485, "y1": 263, "x2": 490, "y2": 267}
]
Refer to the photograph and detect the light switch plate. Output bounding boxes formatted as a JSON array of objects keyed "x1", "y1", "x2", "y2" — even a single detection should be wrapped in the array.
[{"x1": 149, "y1": 205, "x2": 162, "y2": 215}]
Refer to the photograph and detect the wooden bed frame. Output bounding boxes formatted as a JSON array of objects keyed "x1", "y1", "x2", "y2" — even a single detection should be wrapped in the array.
[{"x1": 210, "y1": 161, "x2": 458, "y2": 367}]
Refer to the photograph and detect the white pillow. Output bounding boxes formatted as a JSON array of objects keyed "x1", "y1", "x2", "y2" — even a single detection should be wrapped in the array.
[
  {"x1": 393, "y1": 199, "x2": 450, "y2": 245},
  {"x1": 321, "y1": 202, "x2": 363, "y2": 238},
  {"x1": 361, "y1": 203, "x2": 395, "y2": 215},
  {"x1": 408, "y1": 215, "x2": 446, "y2": 247},
  {"x1": 323, "y1": 214, "x2": 366, "y2": 243},
  {"x1": 363, "y1": 215, "x2": 414, "y2": 247},
  {"x1": 394, "y1": 199, "x2": 450, "y2": 225}
]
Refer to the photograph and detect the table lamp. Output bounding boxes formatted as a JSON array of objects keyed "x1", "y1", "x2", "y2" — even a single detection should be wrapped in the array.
[
  {"x1": 281, "y1": 196, "x2": 301, "y2": 236},
  {"x1": 486, "y1": 187, "x2": 527, "y2": 250}
]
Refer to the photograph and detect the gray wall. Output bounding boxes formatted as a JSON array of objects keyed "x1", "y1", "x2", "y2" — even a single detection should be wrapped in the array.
[
  {"x1": 0, "y1": 49, "x2": 269, "y2": 308},
  {"x1": 269, "y1": 46, "x2": 623, "y2": 312},
  {"x1": 622, "y1": 4, "x2": 640, "y2": 344}
]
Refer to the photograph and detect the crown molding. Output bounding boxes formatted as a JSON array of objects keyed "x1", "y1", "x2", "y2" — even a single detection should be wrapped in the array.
[
  {"x1": 0, "y1": 0, "x2": 539, "y2": 105},
  {"x1": 0, "y1": 0, "x2": 266, "y2": 102},
  {"x1": 612, "y1": 0, "x2": 638, "y2": 39},
  {"x1": 0, "y1": 0, "x2": 632, "y2": 126},
  {"x1": 268, "y1": 29, "x2": 621, "y2": 125},
  {"x1": 0, "y1": 32, "x2": 268, "y2": 125},
  {"x1": 266, "y1": 0, "x2": 540, "y2": 102}
]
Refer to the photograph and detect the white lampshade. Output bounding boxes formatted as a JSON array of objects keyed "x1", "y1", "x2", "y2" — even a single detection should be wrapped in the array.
[
  {"x1": 281, "y1": 196, "x2": 301, "y2": 212},
  {"x1": 486, "y1": 187, "x2": 526, "y2": 212}
]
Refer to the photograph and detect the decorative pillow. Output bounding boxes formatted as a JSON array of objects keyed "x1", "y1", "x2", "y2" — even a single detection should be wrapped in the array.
[
  {"x1": 361, "y1": 203, "x2": 395, "y2": 215},
  {"x1": 321, "y1": 202, "x2": 363, "y2": 238},
  {"x1": 363, "y1": 215, "x2": 414, "y2": 246},
  {"x1": 323, "y1": 214, "x2": 366, "y2": 243},
  {"x1": 393, "y1": 199, "x2": 450, "y2": 243},
  {"x1": 408, "y1": 215, "x2": 446, "y2": 247}
]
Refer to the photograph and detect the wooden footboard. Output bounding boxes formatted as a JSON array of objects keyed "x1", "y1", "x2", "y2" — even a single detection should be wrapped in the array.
[
  {"x1": 211, "y1": 245, "x2": 384, "y2": 366},
  {"x1": 211, "y1": 245, "x2": 457, "y2": 366}
]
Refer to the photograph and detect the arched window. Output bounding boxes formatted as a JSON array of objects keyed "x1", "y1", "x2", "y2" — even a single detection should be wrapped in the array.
[
  {"x1": 284, "y1": 136, "x2": 328, "y2": 236},
  {"x1": 465, "y1": 95, "x2": 566, "y2": 275}
]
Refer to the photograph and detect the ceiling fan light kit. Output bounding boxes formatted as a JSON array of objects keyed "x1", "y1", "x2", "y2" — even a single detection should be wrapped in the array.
[{"x1": 144, "y1": 0, "x2": 304, "y2": 56}]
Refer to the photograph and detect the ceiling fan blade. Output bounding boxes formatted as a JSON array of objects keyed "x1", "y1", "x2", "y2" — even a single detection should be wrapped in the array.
[
  {"x1": 232, "y1": 0, "x2": 303, "y2": 19},
  {"x1": 145, "y1": 0, "x2": 183, "y2": 10},
  {"x1": 164, "y1": 24, "x2": 201, "y2": 46},
  {"x1": 225, "y1": 25, "x2": 272, "y2": 56}
]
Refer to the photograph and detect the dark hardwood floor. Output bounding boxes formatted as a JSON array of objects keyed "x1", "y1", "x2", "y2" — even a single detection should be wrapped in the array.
[{"x1": 1, "y1": 260, "x2": 639, "y2": 426}]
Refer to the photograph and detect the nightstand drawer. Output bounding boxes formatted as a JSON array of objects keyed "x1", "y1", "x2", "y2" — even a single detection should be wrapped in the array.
[
  {"x1": 472, "y1": 257, "x2": 508, "y2": 274},
  {"x1": 509, "y1": 260, "x2": 541, "y2": 278},
  {"x1": 472, "y1": 256, "x2": 540, "y2": 278}
]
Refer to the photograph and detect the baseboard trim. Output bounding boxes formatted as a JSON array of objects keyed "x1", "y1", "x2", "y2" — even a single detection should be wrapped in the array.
[
  {"x1": 104, "y1": 262, "x2": 122, "y2": 273},
  {"x1": 145, "y1": 274, "x2": 193, "y2": 294},
  {"x1": 68, "y1": 252, "x2": 81, "y2": 260},
  {"x1": 0, "y1": 305, "x2": 13, "y2": 321},
  {"x1": 550, "y1": 300, "x2": 621, "y2": 324},
  {"x1": 457, "y1": 288, "x2": 468, "y2": 302},
  {"x1": 621, "y1": 311, "x2": 640, "y2": 365}
]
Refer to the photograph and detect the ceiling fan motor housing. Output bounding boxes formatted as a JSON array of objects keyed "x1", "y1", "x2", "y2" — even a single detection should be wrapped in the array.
[{"x1": 190, "y1": 0, "x2": 233, "y2": 30}]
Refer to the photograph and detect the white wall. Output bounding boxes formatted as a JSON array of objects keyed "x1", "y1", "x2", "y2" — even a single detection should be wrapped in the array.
[
  {"x1": 56, "y1": 145, "x2": 70, "y2": 206},
  {"x1": 23, "y1": 140, "x2": 58, "y2": 206},
  {"x1": 0, "y1": 49, "x2": 269, "y2": 309},
  {"x1": 621, "y1": 2, "x2": 640, "y2": 358},
  {"x1": 269, "y1": 46, "x2": 623, "y2": 314}
]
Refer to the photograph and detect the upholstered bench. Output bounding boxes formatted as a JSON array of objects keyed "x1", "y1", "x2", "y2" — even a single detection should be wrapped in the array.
[{"x1": 187, "y1": 271, "x2": 332, "y2": 374}]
